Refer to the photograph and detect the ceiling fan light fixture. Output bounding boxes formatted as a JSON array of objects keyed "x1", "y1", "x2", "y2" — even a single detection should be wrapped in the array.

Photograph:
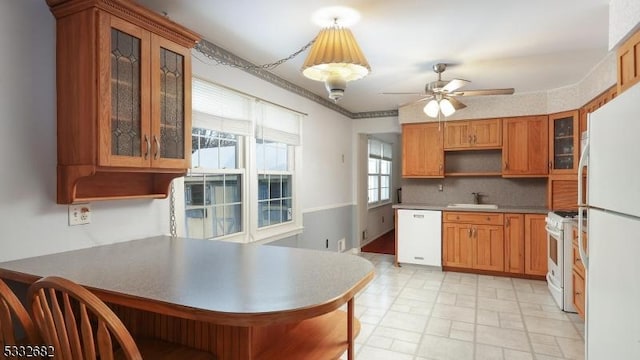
[
  {"x1": 440, "y1": 98, "x2": 456, "y2": 117},
  {"x1": 424, "y1": 99, "x2": 440, "y2": 118},
  {"x1": 302, "y1": 22, "x2": 370, "y2": 101}
]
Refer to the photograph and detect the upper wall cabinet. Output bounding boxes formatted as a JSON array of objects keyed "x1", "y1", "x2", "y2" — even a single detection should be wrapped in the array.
[
  {"x1": 548, "y1": 110, "x2": 579, "y2": 175},
  {"x1": 444, "y1": 118, "x2": 502, "y2": 150},
  {"x1": 502, "y1": 116, "x2": 549, "y2": 177},
  {"x1": 617, "y1": 29, "x2": 640, "y2": 94},
  {"x1": 402, "y1": 123, "x2": 444, "y2": 178},
  {"x1": 46, "y1": 0, "x2": 200, "y2": 204},
  {"x1": 579, "y1": 86, "x2": 617, "y2": 152}
]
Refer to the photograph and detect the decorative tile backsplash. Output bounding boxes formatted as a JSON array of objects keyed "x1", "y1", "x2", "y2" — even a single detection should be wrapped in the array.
[{"x1": 400, "y1": 177, "x2": 547, "y2": 208}]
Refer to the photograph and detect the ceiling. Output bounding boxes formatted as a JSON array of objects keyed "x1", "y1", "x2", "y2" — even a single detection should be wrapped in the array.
[{"x1": 136, "y1": 0, "x2": 611, "y2": 115}]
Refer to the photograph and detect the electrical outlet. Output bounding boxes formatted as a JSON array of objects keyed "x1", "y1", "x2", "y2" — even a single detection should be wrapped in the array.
[
  {"x1": 69, "y1": 204, "x2": 91, "y2": 226},
  {"x1": 438, "y1": 183, "x2": 444, "y2": 191},
  {"x1": 338, "y1": 238, "x2": 346, "y2": 252}
]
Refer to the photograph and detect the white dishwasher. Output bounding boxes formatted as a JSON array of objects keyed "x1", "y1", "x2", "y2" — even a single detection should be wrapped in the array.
[{"x1": 397, "y1": 209, "x2": 442, "y2": 267}]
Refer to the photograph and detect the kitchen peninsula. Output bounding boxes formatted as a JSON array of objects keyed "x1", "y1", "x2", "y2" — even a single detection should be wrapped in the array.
[{"x1": 0, "y1": 237, "x2": 374, "y2": 360}]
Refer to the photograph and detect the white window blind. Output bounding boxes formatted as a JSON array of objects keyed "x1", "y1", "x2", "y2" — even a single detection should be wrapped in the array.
[
  {"x1": 255, "y1": 101, "x2": 302, "y2": 145},
  {"x1": 192, "y1": 78, "x2": 252, "y2": 136},
  {"x1": 369, "y1": 138, "x2": 392, "y2": 160}
]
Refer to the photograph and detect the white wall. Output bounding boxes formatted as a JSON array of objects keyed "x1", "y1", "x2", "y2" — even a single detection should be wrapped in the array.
[
  {"x1": 0, "y1": 1, "x2": 170, "y2": 262},
  {"x1": 609, "y1": 0, "x2": 640, "y2": 49}
]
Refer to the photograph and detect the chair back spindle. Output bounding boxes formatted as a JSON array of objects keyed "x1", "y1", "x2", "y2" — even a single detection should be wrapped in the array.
[{"x1": 27, "y1": 276, "x2": 142, "y2": 360}]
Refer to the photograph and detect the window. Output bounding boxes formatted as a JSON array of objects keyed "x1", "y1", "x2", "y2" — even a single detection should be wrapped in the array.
[
  {"x1": 257, "y1": 140, "x2": 293, "y2": 227},
  {"x1": 185, "y1": 173, "x2": 242, "y2": 238},
  {"x1": 255, "y1": 101, "x2": 300, "y2": 230},
  {"x1": 368, "y1": 138, "x2": 392, "y2": 206},
  {"x1": 185, "y1": 128, "x2": 244, "y2": 239},
  {"x1": 178, "y1": 78, "x2": 303, "y2": 243}
]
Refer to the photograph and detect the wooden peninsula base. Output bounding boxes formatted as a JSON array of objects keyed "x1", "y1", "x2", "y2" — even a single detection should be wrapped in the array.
[{"x1": 109, "y1": 303, "x2": 361, "y2": 360}]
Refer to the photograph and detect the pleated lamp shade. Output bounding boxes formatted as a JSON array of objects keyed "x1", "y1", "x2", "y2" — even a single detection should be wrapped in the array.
[{"x1": 302, "y1": 26, "x2": 371, "y2": 82}]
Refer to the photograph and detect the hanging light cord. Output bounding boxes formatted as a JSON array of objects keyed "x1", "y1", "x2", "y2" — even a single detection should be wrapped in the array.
[{"x1": 194, "y1": 37, "x2": 317, "y2": 71}]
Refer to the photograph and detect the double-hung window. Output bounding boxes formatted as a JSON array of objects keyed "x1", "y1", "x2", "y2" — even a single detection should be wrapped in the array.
[
  {"x1": 181, "y1": 78, "x2": 303, "y2": 242},
  {"x1": 368, "y1": 138, "x2": 392, "y2": 206},
  {"x1": 255, "y1": 101, "x2": 300, "y2": 230},
  {"x1": 184, "y1": 79, "x2": 252, "y2": 240}
]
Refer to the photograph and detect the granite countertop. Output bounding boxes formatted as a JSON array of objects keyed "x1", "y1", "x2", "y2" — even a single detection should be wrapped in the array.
[{"x1": 392, "y1": 203, "x2": 549, "y2": 214}]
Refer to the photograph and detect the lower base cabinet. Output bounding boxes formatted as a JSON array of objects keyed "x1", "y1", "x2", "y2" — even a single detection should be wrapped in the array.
[
  {"x1": 572, "y1": 227, "x2": 587, "y2": 318},
  {"x1": 505, "y1": 213, "x2": 547, "y2": 276},
  {"x1": 442, "y1": 212, "x2": 504, "y2": 272},
  {"x1": 443, "y1": 212, "x2": 547, "y2": 277}
]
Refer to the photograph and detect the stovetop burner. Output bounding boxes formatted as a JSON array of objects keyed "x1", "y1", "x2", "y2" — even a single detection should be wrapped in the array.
[{"x1": 554, "y1": 210, "x2": 579, "y2": 218}]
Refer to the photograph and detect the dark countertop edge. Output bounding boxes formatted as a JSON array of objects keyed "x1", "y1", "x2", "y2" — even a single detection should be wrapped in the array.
[{"x1": 392, "y1": 203, "x2": 549, "y2": 214}]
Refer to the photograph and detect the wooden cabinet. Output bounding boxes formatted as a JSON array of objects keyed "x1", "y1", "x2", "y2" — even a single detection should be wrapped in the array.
[
  {"x1": 524, "y1": 214, "x2": 548, "y2": 276},
  {"x1": 547, "y1": 175, "x2": 580, "y2": 210},
  {"x1": 502, "y1": 115, "x2": 549, "y2": 177},
  {"x1": 579, "y1": 85, "x2": 617, "y2": 137},
  {"x1": 402, "y1": 123, "x2": 444, "y2": 178},
  {"x1": 442, "y1": 223, "x2": 474, "y2": 268},
  {"x1": 548, "y1": 110, "x2": 579, "y2": 175},
  {"x1": 572, "y1": 227, "x2": 587, "y2": 318},
  {"x1": 473, "y1": 225, "x2": 504, "y2": 271},
  {"x1": 442, "y1": 212, "x2": 504, "y2": 272},
  {"x1": 504, "y1": 214, "x2": 525, "y2": 274},
  {"x1": 47, "y1": 0, "x2": 200, "y2": 204},
  {"x1": 617, "y1": 29, "x2": 640, "y2": 94},
  {"x1": 505, "y1": 213, "x2": 547, "y2": 276},
  {"x1": 444, "y1": 118, "x2": 502, "y2": 150}
]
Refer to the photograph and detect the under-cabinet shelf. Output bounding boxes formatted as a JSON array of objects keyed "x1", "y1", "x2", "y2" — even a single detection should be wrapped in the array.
[{"x1": 445, "y1": 172, "x2": 503, "y2": 177}]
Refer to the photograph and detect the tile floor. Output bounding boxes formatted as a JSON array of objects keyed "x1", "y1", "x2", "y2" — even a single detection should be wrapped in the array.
[{"x1": 340, "y1": 253, "x2": 585, "y2": 360}]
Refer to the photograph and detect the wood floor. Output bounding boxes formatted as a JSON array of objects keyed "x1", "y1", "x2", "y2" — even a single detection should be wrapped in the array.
[{"x1": 361, "y1": 230, "x2": 395, "y2": 255}]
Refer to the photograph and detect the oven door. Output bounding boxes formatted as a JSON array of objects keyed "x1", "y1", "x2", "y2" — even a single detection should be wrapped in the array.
[{"x1": 545, "y1": 223, "x2": 564, "y2": 309}]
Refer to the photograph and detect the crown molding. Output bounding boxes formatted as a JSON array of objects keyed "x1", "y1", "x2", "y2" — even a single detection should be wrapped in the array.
[{"x1": 195, "y1": 39, "x2": 397, "y2": 120}]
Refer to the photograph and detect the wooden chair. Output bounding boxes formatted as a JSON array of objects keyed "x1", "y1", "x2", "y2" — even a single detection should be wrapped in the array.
[
  {"x1": 0, "y1": 279, "x2": 41, "y2": 349},
  {"x1": 27, "y1": 276, "x2": 215, "y2": 360}
]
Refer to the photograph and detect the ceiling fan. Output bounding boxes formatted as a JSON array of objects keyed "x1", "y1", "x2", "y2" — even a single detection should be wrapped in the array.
[{"x1": 384, "y1": 63, "x2": 515, "y2": 117}]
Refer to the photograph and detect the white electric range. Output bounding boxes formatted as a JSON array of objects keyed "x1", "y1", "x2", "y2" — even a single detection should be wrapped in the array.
[{"x1": 545, "y1": 210, "x2": 580, "y2": 313}]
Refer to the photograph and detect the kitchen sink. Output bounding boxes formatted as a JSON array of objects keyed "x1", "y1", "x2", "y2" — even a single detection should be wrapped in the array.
[{"x1": 447, "y1": 203, "x2": 499, "y2": 209}]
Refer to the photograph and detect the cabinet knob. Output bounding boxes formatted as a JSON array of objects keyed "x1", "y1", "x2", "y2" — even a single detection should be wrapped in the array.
[
  {"x1": 504, "y1": 162, "x2": 509, "y2": 170},
  {"x1": 549, "y1": 161, "x2": 553, "y2": 169},
  {"x1": 473, "y1": 134, "x2": 477, "y2": 144}
]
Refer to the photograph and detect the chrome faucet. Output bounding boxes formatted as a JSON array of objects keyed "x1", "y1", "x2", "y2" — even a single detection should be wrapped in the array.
[{"x1": 472, "y1": 192, "x2": 481, "y2": 204}]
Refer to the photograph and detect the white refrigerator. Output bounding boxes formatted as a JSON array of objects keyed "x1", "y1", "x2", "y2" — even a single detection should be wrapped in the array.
[{"x1": 579, "y1": 83, "x2": 640, "y2": 359}]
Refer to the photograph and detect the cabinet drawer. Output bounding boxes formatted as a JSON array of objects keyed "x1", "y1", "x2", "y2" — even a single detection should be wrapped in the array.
[
  {"x1": 443, "y1": 212, "x2": 504, "y2": 225},
  {"x1": 572, "y1": 243, "x2": 585, "y2": 278},
  {"x1": 573, "y1": 270, "x2": 586, "y2": 319}
]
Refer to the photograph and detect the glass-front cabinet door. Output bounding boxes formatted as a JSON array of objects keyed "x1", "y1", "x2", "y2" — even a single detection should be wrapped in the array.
[
  {"x1": 548, "y1": 110, "x2": 579, "y2": 174},
  {"x1": 99, "y1": 16, "x2": 150, "y2": 168},
  {"x1": 98, "y1": 14, "x2": 190, "y2": 169},
  {"x1": 151, "y1": 35, "x2": 192, "y2": 169}
]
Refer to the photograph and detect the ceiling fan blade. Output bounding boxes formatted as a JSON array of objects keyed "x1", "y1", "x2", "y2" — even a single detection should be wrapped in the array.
[
  {"x1": 451, "y1": 88, "x2": 515, "y2": 96},
  {"x1": 398, "y1": 95, "x2": 433, "y2": 107},
  {"x1": 380, "y1": 92, "x2": 425, "y2": 95},
  {"x1": 447, "y1": 96, "x2": 467, "y2": 110},
  {"x1": 441, "y1": 79, "x2": 470, "y2": 93}
]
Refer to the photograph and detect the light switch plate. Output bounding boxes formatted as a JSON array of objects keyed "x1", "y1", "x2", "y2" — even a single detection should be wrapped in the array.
[{"x1": 69, "y1": 204, "x2": 91, "y2": 226}]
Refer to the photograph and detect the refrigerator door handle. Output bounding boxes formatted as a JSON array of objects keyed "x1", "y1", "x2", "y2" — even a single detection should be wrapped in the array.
[{"x1": 578, "y1": 140, "x2": 589, "y2": 269}]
